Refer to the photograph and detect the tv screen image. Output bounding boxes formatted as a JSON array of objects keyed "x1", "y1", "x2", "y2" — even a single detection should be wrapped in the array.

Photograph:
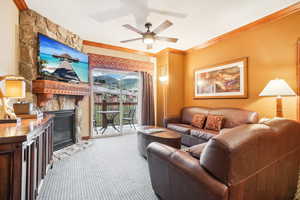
[{"x1": 38, "y1": 34, "x2": 89, "y2": 82}]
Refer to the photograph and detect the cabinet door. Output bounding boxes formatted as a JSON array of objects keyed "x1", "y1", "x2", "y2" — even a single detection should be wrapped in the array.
[
  {"x1": 48, "y1": 120, "x2": 54, "y2": 164},
  {"x1": 36, "y1": 134, "x2": 43, "y2": 193},
  {"x1": 42, "y1": 127, "x2": 48, "y2": 178},
  {"x1": 0, "y1": 143, "x2": 23, "y2": 200},
  {"x1": 26, "y1": 139, "x2": 37, "y2": 200}
]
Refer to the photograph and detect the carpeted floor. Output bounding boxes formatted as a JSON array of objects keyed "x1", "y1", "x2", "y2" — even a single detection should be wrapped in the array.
[{"x1": 37, "y1": 132, "x2": 159, "y2": 200}]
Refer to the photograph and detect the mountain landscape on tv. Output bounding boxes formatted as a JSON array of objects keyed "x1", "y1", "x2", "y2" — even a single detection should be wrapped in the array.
[{"x1": 38, "y1": 34, "x2": 89, "y2": 82}]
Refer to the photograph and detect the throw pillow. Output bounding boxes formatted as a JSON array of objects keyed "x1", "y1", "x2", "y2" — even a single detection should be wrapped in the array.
[
  {"x1": 191, "y1": 113, "x2": 206, "y2": 129},
  {"x1": 205, "y1": 114, "x2": 224, "y2": 131}
]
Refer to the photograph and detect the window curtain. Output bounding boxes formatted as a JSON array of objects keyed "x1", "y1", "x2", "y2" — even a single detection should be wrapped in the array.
[{"x1": 140, "y1": 72, "x2": 155, "y2": 125}]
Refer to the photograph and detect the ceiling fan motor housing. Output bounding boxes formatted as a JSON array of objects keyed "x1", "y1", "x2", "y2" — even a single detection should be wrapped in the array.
[{"x1": 145, "y1": 22, "x2": 152, "y2": 31}]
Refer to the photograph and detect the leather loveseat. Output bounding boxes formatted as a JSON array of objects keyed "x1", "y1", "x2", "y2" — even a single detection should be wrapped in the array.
[
  {"x1": 164, "y1": 106, "x2": 259, "y2": 146},
  {"x1": 147, "y1": 118, "x2": 300, "y2": 200}
]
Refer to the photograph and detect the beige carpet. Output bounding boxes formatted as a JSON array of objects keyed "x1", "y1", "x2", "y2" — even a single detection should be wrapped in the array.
[{"x1": 38, "y1": 132, "x2": 158, "y2": 200}]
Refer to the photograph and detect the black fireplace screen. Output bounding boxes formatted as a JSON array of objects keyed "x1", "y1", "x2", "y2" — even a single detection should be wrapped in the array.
[{"x1": 46, "y1": 110, "x2": 75, "y2": 151}]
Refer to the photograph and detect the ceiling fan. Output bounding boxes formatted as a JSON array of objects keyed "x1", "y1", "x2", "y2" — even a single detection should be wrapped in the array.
[
  {"x1": 91, "y1": 0, "x2": 187, "y2": 29},
  {"x1": 120, "y1": 20, "x2": 178, "y2": 49}
]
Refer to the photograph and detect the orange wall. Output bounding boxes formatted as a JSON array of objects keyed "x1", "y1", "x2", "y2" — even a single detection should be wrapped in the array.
[{"x1": 184, "y1": 12, "x2": 300, "y2": 120}]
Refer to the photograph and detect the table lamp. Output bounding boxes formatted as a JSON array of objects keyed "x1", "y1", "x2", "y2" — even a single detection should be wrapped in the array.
[
  {"x1": 0, "y1": 75, "x2": 26, "y2": 123},
  {"x1": 259, "y1": 79, "x2": 296, "y2": 117}
]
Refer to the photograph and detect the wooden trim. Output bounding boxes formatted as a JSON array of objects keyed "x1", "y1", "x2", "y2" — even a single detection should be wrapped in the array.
[
  {"x1": 13, "y1": 0, "x2": 28, "y2": 11},
  {"x1": 187, "y1": 2, "x2": 300, "y2": 53},
  {"x1": 89, "y1": 53, "x2": 153, "y2": 72},
  {"x1": 83, "y1": 40, "x2": 155, "y2": 57},
  {"x1": 193, "y1": 57, "x2": 248, "y2": 99},
  {"x1": 297, "y1": 40, "x2": 300, "y2": 120}
]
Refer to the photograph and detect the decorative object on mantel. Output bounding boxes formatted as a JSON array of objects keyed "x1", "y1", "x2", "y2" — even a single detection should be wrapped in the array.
[
  {"x1": 259, "y1": 79, "x2": 296, "y2": 117},
  {"x1": 194, "y1": 57, "x2": 248, "y2": 99},
  {"x1": 0, "y1": 75, "x2": 26, "y2": 123},
  {"x1": 32, "y1": 80, "x2": 90, "y2": 107}
]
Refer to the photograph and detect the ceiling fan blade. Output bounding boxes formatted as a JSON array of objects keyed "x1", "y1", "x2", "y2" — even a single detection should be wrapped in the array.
[
  {"x1": 149, "y1": 8, "x2": 187, "y2": 18},
  {"x1": 120, "y1": 38, "x2": 143, "y2": 43},
  {"x1": 123, "y1": 24, "x2": 144, "y2": 35},
  {"x1": 91, "y1": 8, "x2": 129, "y2": 23},
  {"x1": 146, "y1": 44, "x2": 153, "y2": 50},
  {"x1": 152, "y1": 20, "x2": 173, "y2": 34},
  {"x1": 155, "y1": 36, "x2": 178, "y2": 43}
]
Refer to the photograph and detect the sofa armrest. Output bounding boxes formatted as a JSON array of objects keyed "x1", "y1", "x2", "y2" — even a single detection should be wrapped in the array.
[
  {"x1": 185, "y1": 142, "x2": 207, "y2": 159},
  {"x1": 147, "y1": 142, "x2": 228, "y2": 200},
  {"x1": 163, "y1": 116, "x2": 181, "y2": 128}
]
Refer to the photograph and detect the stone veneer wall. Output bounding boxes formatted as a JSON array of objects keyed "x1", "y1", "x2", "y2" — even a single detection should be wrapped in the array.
[{"x1": 19, "y1": 9, "x2": 89, "y2": 141}]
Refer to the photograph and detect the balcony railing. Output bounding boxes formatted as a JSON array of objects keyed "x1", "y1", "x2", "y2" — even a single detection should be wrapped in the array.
[{"x1": 94, "y1": 102, "x2": 138, "y2": 127}]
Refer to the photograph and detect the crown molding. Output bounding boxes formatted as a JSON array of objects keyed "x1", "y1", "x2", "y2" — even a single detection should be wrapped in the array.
[
  {"x1": 156, "y1": 48, "x2": 186, "y2": 56},
  {"x1": 13, "y1": 0, "x2": 28, "y2": 11},
  {"x1": 83, "y1": 40, "x2": 156, "y2": 57},
  {"x1": 186, "y1": 1, "x2": 300, "y2": 54}
]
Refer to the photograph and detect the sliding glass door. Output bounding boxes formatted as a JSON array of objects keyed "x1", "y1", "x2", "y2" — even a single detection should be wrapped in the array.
[{"x1": 92, "y1": 69, "x2": 139, "y2": 137}]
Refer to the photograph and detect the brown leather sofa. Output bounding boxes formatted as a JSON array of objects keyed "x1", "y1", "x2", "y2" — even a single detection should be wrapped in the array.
[
  {"x1": 147, "y1": 118, "x2": 300, "y2": 200},
  {"x1": 164, "y1": 106, "x2": 259, "y2": 146}
]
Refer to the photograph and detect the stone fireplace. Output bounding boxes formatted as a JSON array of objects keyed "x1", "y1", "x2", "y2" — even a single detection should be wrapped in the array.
[{"x1": 19, "y1": 9, "x2": 90, "y2": 143}]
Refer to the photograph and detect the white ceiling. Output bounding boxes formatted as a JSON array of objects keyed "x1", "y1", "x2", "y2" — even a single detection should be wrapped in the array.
[{"x1": 26, "y1": 0, "x2": 299, "y2": 53}]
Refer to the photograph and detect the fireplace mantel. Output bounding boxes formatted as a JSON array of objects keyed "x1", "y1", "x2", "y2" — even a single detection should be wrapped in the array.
[{"x1": 32, "y1": 80, "x2": 90, "y2": 107}]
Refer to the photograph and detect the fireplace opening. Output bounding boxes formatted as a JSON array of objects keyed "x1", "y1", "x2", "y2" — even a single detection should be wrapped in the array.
[{"x1": 46, "y1": 110, "x2": 76, "y2": 151}]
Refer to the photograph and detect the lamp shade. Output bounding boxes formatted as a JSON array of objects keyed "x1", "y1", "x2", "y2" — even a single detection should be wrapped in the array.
[
  {"x1": 0, "y1": 76, "x2": 26, "y2": 98},
  {"x1": 159, "y1": 75, "x2": 168, "y2": 83},
  {"x1": 259, "y1": 79, "x2": 296, "y2": 97}
]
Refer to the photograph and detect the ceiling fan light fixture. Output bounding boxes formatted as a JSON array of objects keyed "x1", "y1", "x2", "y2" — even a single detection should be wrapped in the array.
[
  {"x1": 143, "y1": 34, "x2": 155, "y2": 44},
  {"x1": 143, "y1": 37, "x2": 154, "y2": 44}
]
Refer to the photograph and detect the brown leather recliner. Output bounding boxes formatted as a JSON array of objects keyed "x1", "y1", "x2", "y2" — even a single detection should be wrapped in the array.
[
  {"x1": 147, "y1": 118, "x2": 300, "y2": 200},
  {"x1": 164, "y1": 106, "x2": 259, "y2": 147}
]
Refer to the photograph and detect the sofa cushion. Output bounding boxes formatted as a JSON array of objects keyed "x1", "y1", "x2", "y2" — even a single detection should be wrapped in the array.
[
  {"x1": 186, "y1": 143, "x2": 207, "y2": 159},
  {"x1": 190, "y1": 128, "x2": 219, "y2": 140},
  {"x1": 181, "y1": 107, "x2": 259, "y2": 129},
  {"x1": 191, "y1": 113, "x2": 206, "y2": 128},
  {"x1": 167, "y1": 123, "x2": 192, "y2": 135},
  {"x1": 205, "y1": 114, "x2": 224, "y2": 131}
]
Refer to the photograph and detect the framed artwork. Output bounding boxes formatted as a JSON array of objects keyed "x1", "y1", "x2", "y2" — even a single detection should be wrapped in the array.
[{"x1": 194, "y1": 57, "x2": 248, "y2": 99}]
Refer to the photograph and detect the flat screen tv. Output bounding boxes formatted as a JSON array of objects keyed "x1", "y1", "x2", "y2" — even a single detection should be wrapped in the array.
[{"x1": 38, "y1": 33, "x2": 89, "y2": 83}]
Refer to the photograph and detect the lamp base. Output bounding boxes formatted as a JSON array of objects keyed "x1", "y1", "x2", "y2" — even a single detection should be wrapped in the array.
[
  {"x1": 0, "y1": 97, "x2": 17, "y2": 120},
  {"x1": 276, "y1": 96, "x2": 283, "y2": 117}
]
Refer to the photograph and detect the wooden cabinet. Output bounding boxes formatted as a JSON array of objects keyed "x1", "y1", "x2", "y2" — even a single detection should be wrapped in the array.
[{"x1": 0, "y1": 115, "x2": 53, "y2": 200}]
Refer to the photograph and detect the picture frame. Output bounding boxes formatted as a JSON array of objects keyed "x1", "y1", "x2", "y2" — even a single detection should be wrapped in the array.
[{"x1": 194, "y1": 57, "x2": 248, "y2": 99}]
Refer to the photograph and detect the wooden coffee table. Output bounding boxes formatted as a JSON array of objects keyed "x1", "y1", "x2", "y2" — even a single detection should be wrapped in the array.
[{"x1": 137, "y1": 126, "x2": 181, "y2": 158}]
